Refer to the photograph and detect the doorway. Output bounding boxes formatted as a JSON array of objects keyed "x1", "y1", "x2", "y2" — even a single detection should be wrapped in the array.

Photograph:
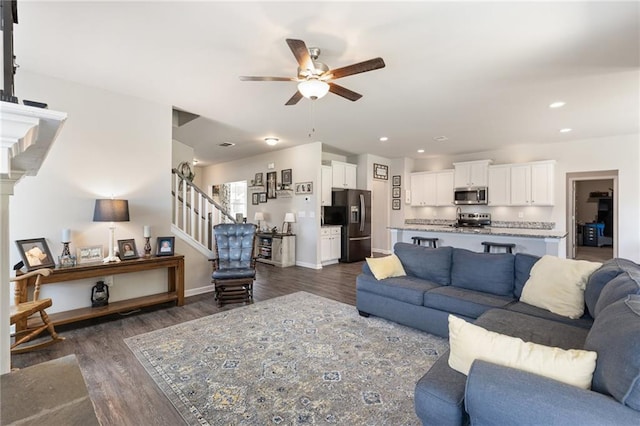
[{"x1": 566, "y1": 171, "x2": 617, "y2": 262}]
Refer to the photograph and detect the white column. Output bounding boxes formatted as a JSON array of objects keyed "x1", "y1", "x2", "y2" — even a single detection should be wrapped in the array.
[{"x1": 1, "y1": 178, "x2": 18, "y2": 374}]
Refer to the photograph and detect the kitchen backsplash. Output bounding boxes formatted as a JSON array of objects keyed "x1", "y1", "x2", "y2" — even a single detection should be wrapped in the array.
[{"x1": 405, "y1": 218, "x2": 555, "y2": 230}]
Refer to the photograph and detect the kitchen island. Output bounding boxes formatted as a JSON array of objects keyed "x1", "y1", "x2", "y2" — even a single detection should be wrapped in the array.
[{"x1": 389, "y1": 224, "x2": 568, "y2": 257}]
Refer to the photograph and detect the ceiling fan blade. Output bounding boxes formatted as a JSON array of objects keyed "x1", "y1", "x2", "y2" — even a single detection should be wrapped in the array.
[
  {"x1": 286, "y1": 38, "x2": 314, "y2": 71},
  {"x1": 327, "y1": 57, "x2": 386, "y2": 80},
  {"x1": 239, "y1": 76, "x2": 296, "y2": 81},
  {"x1": 329, "y1": 83, "x2": 363, "y2": 102},
  {"x1": 285, "y1": 91, "x2": 303, "y2": 106}
]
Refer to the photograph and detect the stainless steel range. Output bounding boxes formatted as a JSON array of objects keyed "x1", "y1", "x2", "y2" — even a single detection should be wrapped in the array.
[{"x1": 457, "y1": 212, "x2": 491, "y2": 228}]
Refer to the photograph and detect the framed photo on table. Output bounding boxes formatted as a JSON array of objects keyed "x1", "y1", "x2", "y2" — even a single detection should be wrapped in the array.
[
  {"x1": 15, "y1": 238, "x2": 55, "y2": 271},
  {"x1": 117, "y1": 239, "x2": 139, "y2": 260},
  {"x1": 77, "y1": 245, "x2": 104, "y2": 264},
  {"x1": 156, "y1": 236, "x2": 175, "y2": 256}
]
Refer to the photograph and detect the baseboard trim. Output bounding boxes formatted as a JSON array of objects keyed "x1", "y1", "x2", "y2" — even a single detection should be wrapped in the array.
[
  {"x1": 296, "y1": 261, "x2": 322, "y2": 269},
  {"x1": 185, "y1": 284, "x2": 214, "y2": 298}
]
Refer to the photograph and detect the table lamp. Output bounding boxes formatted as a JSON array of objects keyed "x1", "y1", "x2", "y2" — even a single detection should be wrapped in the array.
[
  {"x1": 254, "y1": 212, "x2": 264, "y2": 231},
  {"x1": 93, "y1": 199, "x2": 130, "y2": 263},
  {"x1": 283, "y1": 212, "x2": 296, "y2": 234}
]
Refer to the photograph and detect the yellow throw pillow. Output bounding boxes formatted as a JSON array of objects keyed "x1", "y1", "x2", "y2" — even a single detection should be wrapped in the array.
[
  {"x1": 520, "y1": 255, "x2": 602, "y2": 319},
  {"x1": 366, "y1": 254, "x2": 407, "y2": 280},
  {"x1": 447, "y1": 315, "x2": 597, "y2": 389}
]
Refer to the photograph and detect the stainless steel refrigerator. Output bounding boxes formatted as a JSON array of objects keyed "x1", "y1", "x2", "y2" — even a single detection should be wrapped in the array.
[{"x1": 324, "y1": 189, "x2": 372, "y2": 262}]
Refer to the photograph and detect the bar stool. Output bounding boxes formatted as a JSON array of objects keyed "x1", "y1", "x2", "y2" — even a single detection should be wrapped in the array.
[
  {"x1": 482, "y1": 241, "x2": 515, "y2": 253},
  {"x1": 411, "y1": 237, "x2": 439, "y2": 248}
]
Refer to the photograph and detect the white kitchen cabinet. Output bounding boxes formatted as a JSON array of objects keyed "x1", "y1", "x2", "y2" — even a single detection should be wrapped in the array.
[
  {"x1": 331, "y1": 161, "x2": 357, "y2": 189},
  {"x1": 435, "y1": 170, "x2": 454, "y2": 206},
  {"x1": 509, "y1": 161, "x2": 555, "y2": 206},
  {"x1": 410, "y1": 170, "x2": 453, "y2": 206},
  {"x1": 487, "y1": 165, "x2": 511, "y2": 206},
  {"x1": 453, "y1": 160, "x2": 492, "y2": 188},
  {"x1": 321, "y1": 165, "x2": 333, "y2": 206},
  {"x1": 321, "y1": 226, "x2": 342, "y2": 264}
]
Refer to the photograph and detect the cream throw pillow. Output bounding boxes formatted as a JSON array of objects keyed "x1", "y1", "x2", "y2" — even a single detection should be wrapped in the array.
[
  {"x1": 366, "y1": 254, "x2": 406, "y2": 280},
  {"x1": 448, "y1": 315, "x2": 597, "y2": 389},
  {"x1": 520, "y1": 255, "x2": 602, "y2": 319}
]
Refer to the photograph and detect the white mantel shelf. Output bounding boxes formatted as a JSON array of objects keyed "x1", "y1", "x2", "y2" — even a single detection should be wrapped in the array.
[{"x1": 0, "y1": 101, "x2": 67, "y2": 179}]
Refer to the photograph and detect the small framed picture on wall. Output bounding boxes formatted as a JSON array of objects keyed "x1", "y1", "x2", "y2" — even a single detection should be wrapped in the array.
[
  {"x1": 392, "y1": 199, "x2": 401, "y2": 210},
  {"x1": 252, "y1": 192, "x2": 259, "y2": 205},
  {"x1": 373, "y1": 163, "x2": 388, "y2": 180},
  {"x1": 392, "y1": 175, "x2": 401, "y2": 186},
  {"x1": 392, "y1": 186, "x2": 401, "y2": 198}
]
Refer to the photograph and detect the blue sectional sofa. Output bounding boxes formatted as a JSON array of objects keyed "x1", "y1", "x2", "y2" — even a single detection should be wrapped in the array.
[{"x1": 356, "y1": 243, "x2": 640, "y2": 425}]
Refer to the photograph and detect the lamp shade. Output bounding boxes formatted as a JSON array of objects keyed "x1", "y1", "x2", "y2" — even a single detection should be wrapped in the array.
[
  {"x1": 93, "y1": 199, "x2": 130, "y2": 222},
  {"x1": 284, "y1": 213, "x2": 296, "y2": 223},
  {"x1": 298, "y1": 79, "x2": 330, "y2": 100},
  {"x1": 254, "y1": 212, "x2": 264, "y2": 221}
]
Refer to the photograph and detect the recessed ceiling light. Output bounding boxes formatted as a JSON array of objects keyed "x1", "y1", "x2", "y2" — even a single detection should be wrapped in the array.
[
  {"x1": 549, "y1": 101, "x2": 566, "y2": 108},
  {"x1": 379, "y1": 136, "x2": 389, "y2": 142},
  {"x1": 417, "y1": 149, "x2": 425, "y2": 153},
  {"x1": 560, "y1": 128, "x2": 572, "y2": 133},
  {"x1": 433, "y1": 136, "x2": 449, "y2": 142},
  {"x1": 218, "y1": 142, "x2": 235, "y2": 147},
  {"x1": 265, "y1": 137, "x2": 279, "y2": 146}
]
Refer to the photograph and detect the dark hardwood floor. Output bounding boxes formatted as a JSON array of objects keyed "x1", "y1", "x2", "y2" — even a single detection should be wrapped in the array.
[{"x1": 9, "y1": 260, "x2": 365, "y2": 425}]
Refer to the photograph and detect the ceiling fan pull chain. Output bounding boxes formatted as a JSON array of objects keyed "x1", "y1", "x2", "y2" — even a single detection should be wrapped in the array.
[{"x1": 308, "y1": 100, "x2": 317, "y2": 138}]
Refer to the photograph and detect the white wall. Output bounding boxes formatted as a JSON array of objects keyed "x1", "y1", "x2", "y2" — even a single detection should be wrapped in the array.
[
  {"x1": 403, "y1": 134, "x2": 640, "y2": 262},
  {"x1": 201, "y1": 142, "x2": 323, "y2": 268},
  {"x1": 9, "y1": 71, "x2": 173, "y2": 313}
]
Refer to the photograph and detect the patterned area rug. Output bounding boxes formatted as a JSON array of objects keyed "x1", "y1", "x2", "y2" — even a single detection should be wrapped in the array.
[{"x1": 125, "y1": 292, "x2": 448, "y2": 425}]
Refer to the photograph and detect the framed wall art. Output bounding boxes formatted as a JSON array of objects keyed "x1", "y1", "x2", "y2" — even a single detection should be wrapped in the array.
[
  {"x1": 392, "y1": 186, "x2": 401, "y2": 199},
  {"x1": 392, "y1": 175, "x2": 401, "y2": 186},
  {"x1": 77, "y1": 245, "x2": 104, "y2": 264},
  {"x1": 295, "y1": 182, "x2": 313, "y2": 194},
  {"x1": 252, "y1": 192, "x2": 259, "y2": 205},
  {"x1": 392, "y1": 199, "x2": 401, "y2": 210},
  {"x1": 281, "y1": 169, "x2": 292, "y2": 186},
  {"x1": 156, "y1": 236, "x2": 175, "y2": 256},
  {"x1": 16, "y1": 238, "x2": 55, "y2": 271},
  {"x1": 266, "y1": 171, "x2": 277, "y2": 199},
  {"x1": 118, "y1": 239, "x2": 139, "y2": 260},
  {"x1": 254, "y1": 173, "x2": 264, "y2": 186},
  {"x1": 373, "y1": 163, "x2": 388, "y2": 180},
  {"x1": 258, "y1": 192, "x2": 267, "y2": 203}
]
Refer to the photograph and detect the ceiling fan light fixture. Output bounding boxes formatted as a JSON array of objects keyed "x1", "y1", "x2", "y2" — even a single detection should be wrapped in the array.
[{"x1": 298, "y1": 79, "x2": 330, "y2": 100}]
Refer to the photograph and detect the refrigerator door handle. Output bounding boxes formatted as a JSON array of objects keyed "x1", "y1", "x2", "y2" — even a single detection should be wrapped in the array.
[
  {"x1": 349, "y1": 236, "x2": 371, "y2": 241},
  {"x1": 359, "y1": 193, "x2": 365, "y2": 233}
]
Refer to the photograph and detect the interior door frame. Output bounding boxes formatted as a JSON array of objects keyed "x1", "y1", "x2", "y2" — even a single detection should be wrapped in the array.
[{"x1": 566, "y1": 170, "x2": 618, "y2": 259}]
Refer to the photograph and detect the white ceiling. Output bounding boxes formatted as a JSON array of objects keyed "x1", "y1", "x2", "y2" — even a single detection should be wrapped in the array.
[{"x1": 14, "y1": 1, "x2": 640, "y2": 166}]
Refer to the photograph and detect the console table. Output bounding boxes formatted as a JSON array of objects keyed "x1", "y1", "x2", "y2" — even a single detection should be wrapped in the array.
[{"x1": 15, "y1": 255, "x2": 184, "y2": 328}]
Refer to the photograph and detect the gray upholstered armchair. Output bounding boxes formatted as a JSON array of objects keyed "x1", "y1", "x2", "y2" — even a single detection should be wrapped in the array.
[{"x1": 210, "y1": 223, "x2": 257, "y2": 306}]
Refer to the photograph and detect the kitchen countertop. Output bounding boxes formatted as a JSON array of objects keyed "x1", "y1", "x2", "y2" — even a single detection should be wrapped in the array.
[{"x1": 389, "y1": 224, "x2": 567, "y2": 239}]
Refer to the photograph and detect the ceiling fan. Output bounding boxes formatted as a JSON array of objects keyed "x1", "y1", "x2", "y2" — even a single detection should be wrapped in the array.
[{"x1": 240, "y1": 38, "x2": 386, "y2": 105}]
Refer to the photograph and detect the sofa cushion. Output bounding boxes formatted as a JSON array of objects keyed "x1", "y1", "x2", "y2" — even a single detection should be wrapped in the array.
[
  {"x1": 520, "y1": 255, "x2": 602, "y2": 319},
  {"x1": 423, "y1": 286, "x2": 514, "y2": 319},
  {"x1": 514, "y1": 253, "x2": 540, "y2": 298},
  {"x1": 356, "y1": 273, "x2": 440, "y2": 306},
  {"x1": 585, "y1": 295, "x2": 640, "y2": 410},
  {"x1": 585, "y1": 258, "x2": 637, "y2": 317},
  {"x1": 474, "y1": 309, "x2": 589, "y2": 350},
  {"x1": 448, "y1": 315, "x2": 597, "y2": 389},
  {"x1": 365, "y1": 254, "x2": 406, "y2": 280},
  {"x1": 394, "y1": 243, "x2": 452, "y2": 285},
  {"x1": 450, "y1": 248, "x2": 514, "y2": 296},
  {"x1": 505, "y1": 302, "x2": 593, "y2": 330},
  {"x1": 594, "y1": 269, "x2": 640, "y2": 317}
]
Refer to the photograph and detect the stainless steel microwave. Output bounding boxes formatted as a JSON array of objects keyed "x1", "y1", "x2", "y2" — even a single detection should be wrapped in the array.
[{"x1": 454, "y1": 187, "x2": 488, "y2": 205}]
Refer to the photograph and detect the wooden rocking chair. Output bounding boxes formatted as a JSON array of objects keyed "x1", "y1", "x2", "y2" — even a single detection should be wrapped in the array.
[{"x1": 10, "y1": 269, "x2": 65, "y2": 354}]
